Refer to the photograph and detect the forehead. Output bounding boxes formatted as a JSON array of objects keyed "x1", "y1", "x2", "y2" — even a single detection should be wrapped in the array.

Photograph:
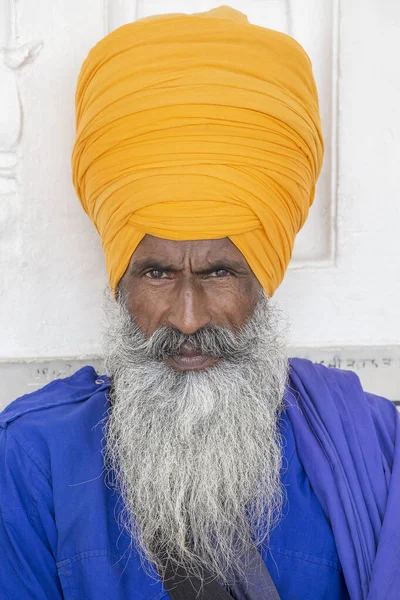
[{"x1": 130, "y1": 235, "x2": 250, "y2": 267}]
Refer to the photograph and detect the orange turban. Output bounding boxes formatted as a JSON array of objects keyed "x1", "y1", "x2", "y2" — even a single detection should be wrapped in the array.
[{"x1": 72, "y1": 5, "x2": 324, "y2": 296}]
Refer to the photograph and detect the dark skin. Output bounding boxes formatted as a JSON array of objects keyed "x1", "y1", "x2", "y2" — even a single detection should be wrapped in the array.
[{"x1": 120, "y1": 235, "x2": 262, "y2": 371}]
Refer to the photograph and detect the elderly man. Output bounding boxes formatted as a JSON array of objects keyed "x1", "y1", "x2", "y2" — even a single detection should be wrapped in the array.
[{"x1": 0, "y1": 6, "x2": 399, "y2": 600}]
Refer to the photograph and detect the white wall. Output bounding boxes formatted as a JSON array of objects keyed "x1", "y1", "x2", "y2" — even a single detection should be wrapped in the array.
[{"x1": 1, "y1": 0, "x2": 400, "y2": 404}]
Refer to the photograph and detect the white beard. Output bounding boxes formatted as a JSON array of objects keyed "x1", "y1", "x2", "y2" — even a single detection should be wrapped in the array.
[{"x1": 102, "y1": 288, "x2": 289, "y2": 586}]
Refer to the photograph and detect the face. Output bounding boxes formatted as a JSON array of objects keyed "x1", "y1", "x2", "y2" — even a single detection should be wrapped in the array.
[
  {"x1": 106, "y1": 235, "x2": 286, "y2": 585},
  {"x1": 103, "y1": 269, "x2": 287, "y2": 585},
  {"x1": 120, "y1": 235, "x2": 262, "y2": 371}
]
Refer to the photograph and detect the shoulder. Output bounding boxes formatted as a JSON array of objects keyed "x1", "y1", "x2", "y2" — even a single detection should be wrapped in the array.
[
  {"x1": 288, "y1": 357, "x2": 398, "y2": 453},
  {"x1": 289, "y1": 356, "x2": 395, "y2": 411},
  {"x1": 0, "y1": 366, "x2": 110, "y2": 478},
  {"x1": 289, "y1": 356, "x2": 363, "y2": 391},
  {"x1": 289, "y1": 357, "x2": 395, "y2": 412},
  {"x1": 0, "y1": 365, "x2": 109, "y2": 429}
]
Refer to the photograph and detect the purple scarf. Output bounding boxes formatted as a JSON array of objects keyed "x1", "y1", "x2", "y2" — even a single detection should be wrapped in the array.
[{"x1": 286, "y1": 358, "x2": 400, "y2": 600}]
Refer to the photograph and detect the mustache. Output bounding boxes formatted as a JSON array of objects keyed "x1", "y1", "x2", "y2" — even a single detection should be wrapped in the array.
[{"x1": 131, "y1": 322, "x2": 255, "y2": 362}]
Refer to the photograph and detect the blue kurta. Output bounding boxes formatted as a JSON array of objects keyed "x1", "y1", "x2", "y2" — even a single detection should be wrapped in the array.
[{"x1": 0, "y1": 359, "x2": 393, "y2": 599}]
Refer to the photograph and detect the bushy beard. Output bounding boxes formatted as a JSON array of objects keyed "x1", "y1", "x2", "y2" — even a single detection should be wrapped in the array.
[{"x1": 102, "y1": 288, "x2": 289, "y2": 586}]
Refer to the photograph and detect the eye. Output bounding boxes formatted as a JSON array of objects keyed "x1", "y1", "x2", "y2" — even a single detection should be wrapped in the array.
[
  {"x1": 210, "y1": 269, "x2": 231, "y2": 278},
  {"x1": 144, "y1": 269, "x2": 168, "y2": 279}
]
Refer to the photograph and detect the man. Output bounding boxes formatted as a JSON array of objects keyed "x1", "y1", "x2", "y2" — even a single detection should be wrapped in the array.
[{"x1": 0, "y1": 6, "x2": 399, "y2": 600}]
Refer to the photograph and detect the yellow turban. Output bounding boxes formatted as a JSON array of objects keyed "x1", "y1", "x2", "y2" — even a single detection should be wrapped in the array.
[{"x1": 72, "y1": 5, "x2": 324, "y2": 296}]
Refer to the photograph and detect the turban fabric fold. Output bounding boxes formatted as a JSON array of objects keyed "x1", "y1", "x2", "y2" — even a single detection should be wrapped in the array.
[{"x1": 72, "y1": 5, "x2": 324, "y2": 296}]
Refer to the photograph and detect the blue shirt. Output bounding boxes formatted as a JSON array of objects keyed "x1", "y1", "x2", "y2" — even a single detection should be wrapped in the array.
[{"x1": 0, "y1": 366, "x2": 349, "y2": 599}]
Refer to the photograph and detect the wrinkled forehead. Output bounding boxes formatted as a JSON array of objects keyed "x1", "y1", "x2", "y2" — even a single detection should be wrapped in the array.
[{"x1": 128, "y1": 235, "x2": 253, "y2": 271}]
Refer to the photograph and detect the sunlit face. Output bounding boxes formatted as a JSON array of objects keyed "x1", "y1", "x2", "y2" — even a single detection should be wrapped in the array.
[{"x1": 119, "y1": 235, "x2": 262, "y2": 371}]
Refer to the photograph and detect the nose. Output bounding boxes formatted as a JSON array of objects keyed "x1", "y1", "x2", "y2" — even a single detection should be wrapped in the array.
[{"x1": 166, "y1": 284, "x2": 212, "y2": 335}]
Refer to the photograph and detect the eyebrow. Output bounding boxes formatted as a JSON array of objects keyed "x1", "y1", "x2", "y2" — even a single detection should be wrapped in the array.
[{"x1": 129, "y1": 257, "x2": 249, "y2": 275}]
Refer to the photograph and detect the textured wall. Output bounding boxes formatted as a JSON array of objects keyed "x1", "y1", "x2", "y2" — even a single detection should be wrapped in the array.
[{"x1": 1, "y1": 0, "x2": 400, "y2": 404}]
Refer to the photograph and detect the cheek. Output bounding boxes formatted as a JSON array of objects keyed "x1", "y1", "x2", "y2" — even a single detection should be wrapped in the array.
[
  {"x1": 229, "y1": 281, "x2": 262, "y2": 326},
  {"x1": 205, "y1": 285, "x2": 257, "y2": 327},
  {"x1": 124, "y1": 284, "x2": 166, "y2": 333}
]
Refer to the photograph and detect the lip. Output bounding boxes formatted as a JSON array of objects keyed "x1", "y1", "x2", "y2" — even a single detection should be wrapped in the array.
[{"x1": 166, "y1": 354, "x2": 219, "y2": 371}]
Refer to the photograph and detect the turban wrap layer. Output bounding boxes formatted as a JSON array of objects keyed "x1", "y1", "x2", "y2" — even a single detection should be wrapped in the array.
[{"x1": 72, "y1": 5, "x2": 324, "y2": 296}]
